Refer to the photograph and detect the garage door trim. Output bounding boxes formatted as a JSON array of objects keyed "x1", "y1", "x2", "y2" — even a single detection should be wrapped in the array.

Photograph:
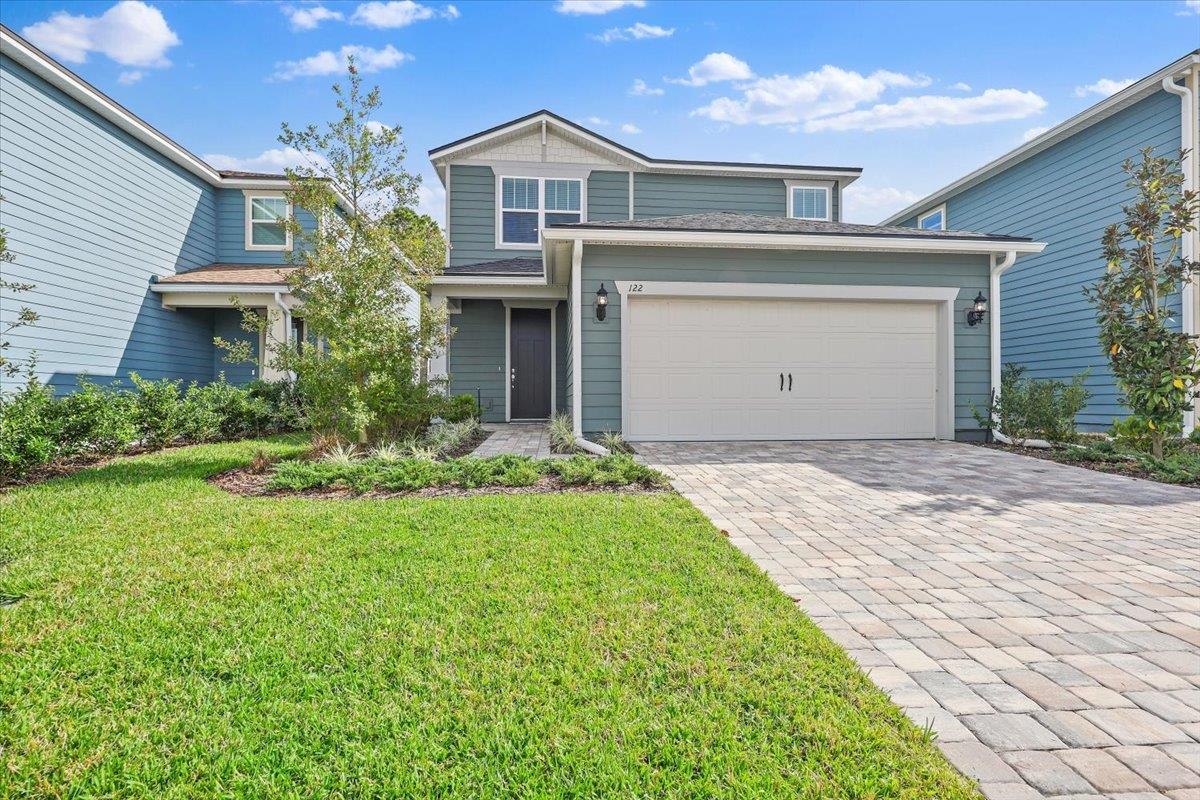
[{"x1": 614, "y1": 281, "x2": 960, "y2": 441}]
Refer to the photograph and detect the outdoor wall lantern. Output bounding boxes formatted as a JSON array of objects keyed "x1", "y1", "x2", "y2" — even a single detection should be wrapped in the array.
[
  {"x1": 595, "y1": 283, "x2": 609, "y2": 321},
  {"x1": 966, "y1": 292, "x2": 988, "y2": 326}
]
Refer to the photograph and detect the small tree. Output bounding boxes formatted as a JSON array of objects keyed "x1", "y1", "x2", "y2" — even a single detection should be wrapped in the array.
[
  {"x1": 0, "y1": 191, "x2": 41, "y2": 382},
  {"x1": 1086, "y1": 148, "x2": 1200, "y2": 459},
  {"x1": 219, "y1": 59, "x2": 448, "y2": 444}
]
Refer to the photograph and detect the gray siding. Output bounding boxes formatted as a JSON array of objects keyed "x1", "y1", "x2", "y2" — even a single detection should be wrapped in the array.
[
  {"x1": 587, "y1": 170, "x2": 630, "y2": 221},
  {"x1": 448, "y1": 164, "x2": 512, "y2": 268},
  {"x1": 447, "y1": 299, "x2": 506, "y2": 422},
  {"x1": 897, "y1": 90, "x2": 1182, "y2": 428},
  {"x1": 0, "y1": 53, "x2": 219, "y2": 391},
  {"x1": 555, "y1": 300, "x2": 567, "y2": 412},
  {"x1": 633, "y1": 173, "x2": 787, "y2": 219},
  {"x1": 579, "y1": 245, "x2": 991, "y2": 438}
]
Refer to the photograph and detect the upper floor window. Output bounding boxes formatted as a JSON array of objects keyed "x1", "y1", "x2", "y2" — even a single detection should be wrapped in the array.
[
  {"x1": 498, "y1": 176, "x2": 583, "y2": 247},
  {"x1": 246, "y1": 194, "x2": 291, "y2": 250},
  {"x1": 918, "y1": 205, "x2": 946, "y2": 231},
  {"x1": 787, "y1": 183, "x2": 831, "y2": 221}
]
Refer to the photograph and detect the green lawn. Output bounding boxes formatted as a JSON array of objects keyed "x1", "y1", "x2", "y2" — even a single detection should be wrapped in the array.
[{"x1": 1, "y1": 439, "x2": 978, "y2": 798}]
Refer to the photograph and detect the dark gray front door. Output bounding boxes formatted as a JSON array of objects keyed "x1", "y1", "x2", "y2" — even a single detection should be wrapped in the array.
[{"x1": 510, "y1": 308, "x2": 551, "y2": 419}]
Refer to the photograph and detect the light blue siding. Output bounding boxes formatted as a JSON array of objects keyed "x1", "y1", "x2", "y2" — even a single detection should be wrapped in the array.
[
  {"x1": 587, "y1": 170, "x2": 630, "y2": 221},
  {"x1": 0, "y1": 53, "x2": 218, "y2": 391},
  {"x1": 212, "y1": 309, "x2": 261, "y2": 385},
  {"x1": 578, "y1": 245, "x2": 991, "y2": 439},
  {"x1": 897, "y1": 90, "x2": 1182, "y2": 428},
  {"x1": 215, "y1": 189, "x2": 318, "y2": 264}
]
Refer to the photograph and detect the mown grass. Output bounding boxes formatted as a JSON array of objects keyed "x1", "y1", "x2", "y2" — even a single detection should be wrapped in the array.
[{"x1": 0, "y1": 438, "x2": 979, "y2": 798}]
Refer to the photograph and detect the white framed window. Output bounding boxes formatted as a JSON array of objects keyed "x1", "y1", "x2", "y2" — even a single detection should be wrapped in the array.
[
  {"x1": 918, "y1": 204, "x2": 947, "y2": 231},
  {"x1": 786, "y1": 181, "x2": 831, "y2": 221},
  {"x1": 497, "y1": 176, "x2": 583, "y2": 248},
  {"x1": 245, "y1": 192, "x2": 292, "y2": 250}
]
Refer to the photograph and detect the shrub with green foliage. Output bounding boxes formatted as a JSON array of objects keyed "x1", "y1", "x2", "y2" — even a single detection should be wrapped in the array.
[
  {"x1": 973, "y1": 363, "x2": 1090, "y2": 443},
  {"x1": 548, "y1": 413, "x2": 576, "y2": 454},
  {"x1": 128, "y1": 373, "x2": 183, "y2": 448},
  {"x1": 51, "y1": 379, "x2": 138, "y2": 456},
  {"x1": 440, "y1": 393, "x2": 479, "y2": 423},
  {"x1": 180, "y1": 374, "x2": 273, "y2": 440},
  {"x1": 266, "y1": 453, "x2": 668, "y2": 494},
  {"x1": 0, "y1": 381, "x2": 58, "y2": 481}
]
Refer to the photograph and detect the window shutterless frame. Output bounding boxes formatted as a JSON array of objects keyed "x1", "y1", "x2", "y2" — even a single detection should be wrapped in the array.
[
  {"x1": 785, "y1": 180, "x2": 832, "y2": 221},
  {"x1": 495, "y1": 176, "x2": 584, "y2": 249},
  {"x1": 918, "y1": 204, "x2": 947, "y2": 231},
  {"x1": 244, "y1": 191, "x2": 292, "y2": 251}
]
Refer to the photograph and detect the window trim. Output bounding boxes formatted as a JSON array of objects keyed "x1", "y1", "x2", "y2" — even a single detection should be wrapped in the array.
[
  {"x1": 785, "y1": 180, "x2": 832, "y2": 222},
  {"x1": 495, "y1": 175, "x2": 585, "y2": 250},
  {"x1": 244, "y1": 191, "x2": 293, "y2": 251},
  {"x1": 917, "y1": 203, "x2": 947, "y2": 231}
]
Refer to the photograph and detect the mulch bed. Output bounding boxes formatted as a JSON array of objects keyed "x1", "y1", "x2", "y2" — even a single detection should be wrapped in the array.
[
  {"x1": 442, "y1": 427, "x2": 491, "y2": 459},
  {"x1": 208, "y1": 466, "x2": 670, "y2": 500},
  {"x1": 974, "y1": 441, "x2": 1199, "y2": 487}
]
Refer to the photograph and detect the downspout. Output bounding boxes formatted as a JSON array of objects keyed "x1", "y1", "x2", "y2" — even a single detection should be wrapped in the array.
[
  {"x1": 987, "y1": 250, "x2": 1054, "y2": 447},
  {"x1": 1162, "y1": 73, "x2": 1197, "y2": 435},
  {"x1": 570, "y1": 239, "x2": 609, "y2": 456}
]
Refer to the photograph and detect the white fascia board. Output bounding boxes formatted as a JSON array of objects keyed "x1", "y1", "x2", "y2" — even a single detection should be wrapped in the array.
[
  {"x1": 431, "y1": 275, "x2": 548, "y2": 286},
  {"x1": 149, "y1": 283, "x2": 291, "y2": 294},
  {"x1": 541, "y1": 227, "x2": 1047, "y2": 256},
  {"x1": 429, "y1": 284, "x2": 567, "y2": 302},
  {"x1": 880, "y1": 51, "x2": 1200, "y2": 226},
  {"x1": 427, "y1": 111, "x2": 861, "y2": 183}
]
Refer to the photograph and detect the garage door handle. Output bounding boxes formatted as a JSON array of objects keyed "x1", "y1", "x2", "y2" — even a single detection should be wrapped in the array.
[
  {"x1": 788, "y1": 373, "x2": 793, "y2": 391},
  {"x1": 779, "y1": 372, "x2": 784, "y2": 391}
]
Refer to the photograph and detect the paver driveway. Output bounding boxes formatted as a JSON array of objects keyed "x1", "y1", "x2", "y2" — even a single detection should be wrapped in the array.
[{"x1": 639, "y1": 441, "x2": 1200, "y2": 800}]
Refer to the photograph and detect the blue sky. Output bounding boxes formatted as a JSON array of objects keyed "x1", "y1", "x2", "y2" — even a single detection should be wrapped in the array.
[{"x1": 3, "y1": 0, "x2": 1198, "y2": 223}]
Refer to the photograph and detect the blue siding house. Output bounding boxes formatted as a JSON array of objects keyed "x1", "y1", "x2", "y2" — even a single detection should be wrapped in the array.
[
  {"x1": 883, "y1": 51, "x2": 1200, "y2": 435},
  {"x1": 0, "y1": 25, "x2": 346, "y2": 392},
  {"x1": 427, "y1": 111, "x2": 1046, "y2": 444}
]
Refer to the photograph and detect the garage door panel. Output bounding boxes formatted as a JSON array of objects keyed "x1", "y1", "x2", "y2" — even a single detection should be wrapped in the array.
[{"x1": 625, "y1": 296, "x2": 939, "y2": 440}]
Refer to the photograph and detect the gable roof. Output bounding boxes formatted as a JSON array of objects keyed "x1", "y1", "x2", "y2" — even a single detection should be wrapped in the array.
[
  {"x1": 880, "y1": 50, "x2": 1200, "y2": 226},
  {"x1": 428, "y1": 109, "x2": 862, "y2": 183},
  {"x1": 0, "y1": 24, "x2": 347, "y2": 206}
]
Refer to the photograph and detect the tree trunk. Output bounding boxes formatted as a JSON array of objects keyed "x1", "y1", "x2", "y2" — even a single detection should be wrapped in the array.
[{"x1": 1152, "y1": 432, "x2": 1164, "y2": 460}]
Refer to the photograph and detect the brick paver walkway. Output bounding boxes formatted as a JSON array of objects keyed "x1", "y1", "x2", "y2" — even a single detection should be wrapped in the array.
[
  {"x1": 472, "y1": 423, "x2": 558, "y2": 458},
  {"x1": 639, "y1": 440, "x2": 1200, "y2": 800}
]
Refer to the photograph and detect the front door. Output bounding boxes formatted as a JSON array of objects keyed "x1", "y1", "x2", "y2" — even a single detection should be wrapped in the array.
[{"x1": 510, "y1": 308, "x2": 552, "y2": 419}]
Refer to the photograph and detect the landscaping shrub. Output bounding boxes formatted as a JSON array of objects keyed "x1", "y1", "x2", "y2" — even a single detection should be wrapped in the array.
[
  {"x1": 0, "y1": 381, "x2": 58, "y2": 481},
  {"x1": 181, "y1": 374, "x2": 273, "y2": 440},
  {"x1": 598, "y1": 430, "x2": 631, "y2": 454},
  {"x1": 265, "y1": 453, "x2": 668, "y2": 494},
  {"x1": 973, "y1": 363, "x2": 1090, "y2": 443},
  {"x1": 440, "y1": 393, "x2": 480, "y2": 422},
  {"x1": 548, "y1": 413, "x2": 576, "y2": 453},
  {"x1": 128, "y1": 373, "x2": 183, "y2": 448},
  {"x1": 248, "y1": 379, "x2": 306, "y2": 432},
  {"x1": 51, "y1": 379, "x2": 137, "y2": 456}
]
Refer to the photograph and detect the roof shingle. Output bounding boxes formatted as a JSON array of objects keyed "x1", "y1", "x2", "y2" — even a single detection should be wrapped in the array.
[
  {"x1": 155, "y1": 264, "x2": 295, "y2": 285},
  {"x1": 442, "y1": 257, "x2": 543, "y2": 277}
]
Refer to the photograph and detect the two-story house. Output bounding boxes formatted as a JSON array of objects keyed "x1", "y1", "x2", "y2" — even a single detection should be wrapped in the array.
[
  {"x1": 883, "y1": 50, "x2": 1199, "y2": 435},
  {"x1": 0, "y1": 25, "x2": 412, "y2": 392},
  {"x1": 428, "y1": 111, "x2": 1045, "y2": 443}
]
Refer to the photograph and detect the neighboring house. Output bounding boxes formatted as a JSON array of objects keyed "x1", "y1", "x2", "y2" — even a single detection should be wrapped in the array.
[
  {"x1": 428, "y1": 111, "x2": 1045, "y2": 442},
  {"x1": 882, "y1": 51, "x2": 1200, "y2": 434},
  {"x1": 0, "y1": 26, "x2": 419, "y2": 392}
]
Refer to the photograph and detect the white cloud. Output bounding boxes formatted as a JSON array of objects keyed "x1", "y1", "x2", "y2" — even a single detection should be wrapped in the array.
[
  {"x1": 693, "y1": 64, "x2": 930, "y2": 126},
  {"x1": 804, "y1": 88, "x2": 1046, "y2": 133},
  {"x1": 592, "y1": 21, "x2": 674, "y2": 43},
  {"x1": 365, "y1": 120, "x2": 392, "y2": 135},
  {"x1": 628, "y1": 78, "x2": 664, "y2": 96},
  {"x1": 585, "y1": 116, "x2": 610, "y2": 126},
  {"x1": 620, "y1": 122, "x2": 642, "y2": 134},
  {"x1": 669, "y1": 52, "x2": 754, "y2": 87},
  {"x1": 203, "y1": 146, "x2": 330, "y2": 174},
  {"x1": 555, "y1": 0, "x2": 645, "y2": 14},
  {"x1": 1074, "y1": 77, "x2": 1134, "y2": 98},
  {"x1": 841, "y1": 185, "x2": 922, "y2": 224},
  {"x1": 951, "y1": 82, "x2": 972, "y2": 92},
  {"x1": 22, "y1": 0, "x2": 180, "y2": 67},
  {"x1": 350, "y1": 1, "x2": 458, "y2": 28},
  {"x1": 1022, "y1": 125, "x2": 1051, "y2": 143},
  {"x1": 117, "y1": 69, "x2": 144, "y2": 85},
  {"x1": 271, "y1": 44, "x2": 411, "y2": 80},
  {"x1": 1179, "y1": 0, "x2": 1200, "y2": 14},
  {"x1": 283, "y1": 5, "x2": 344, "y2": 30}
]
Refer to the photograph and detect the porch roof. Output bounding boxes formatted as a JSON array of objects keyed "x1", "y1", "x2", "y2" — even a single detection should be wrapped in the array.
[{"x1": 153, "y1": 263, "x2": 296, "y2": 286}]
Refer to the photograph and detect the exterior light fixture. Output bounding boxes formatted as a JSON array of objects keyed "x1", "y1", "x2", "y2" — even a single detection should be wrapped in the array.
[
  {"x1": 966, "y1": 292, "x2": 988, "y2": 326},
  {"x1": 595, "y1": 283, "x2": 609, "y2": 321}
]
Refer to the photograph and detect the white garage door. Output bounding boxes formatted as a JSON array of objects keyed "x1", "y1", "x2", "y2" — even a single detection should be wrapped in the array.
[{"x1": 625, "y1": 296, "x2": 939, "y2": 441}]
